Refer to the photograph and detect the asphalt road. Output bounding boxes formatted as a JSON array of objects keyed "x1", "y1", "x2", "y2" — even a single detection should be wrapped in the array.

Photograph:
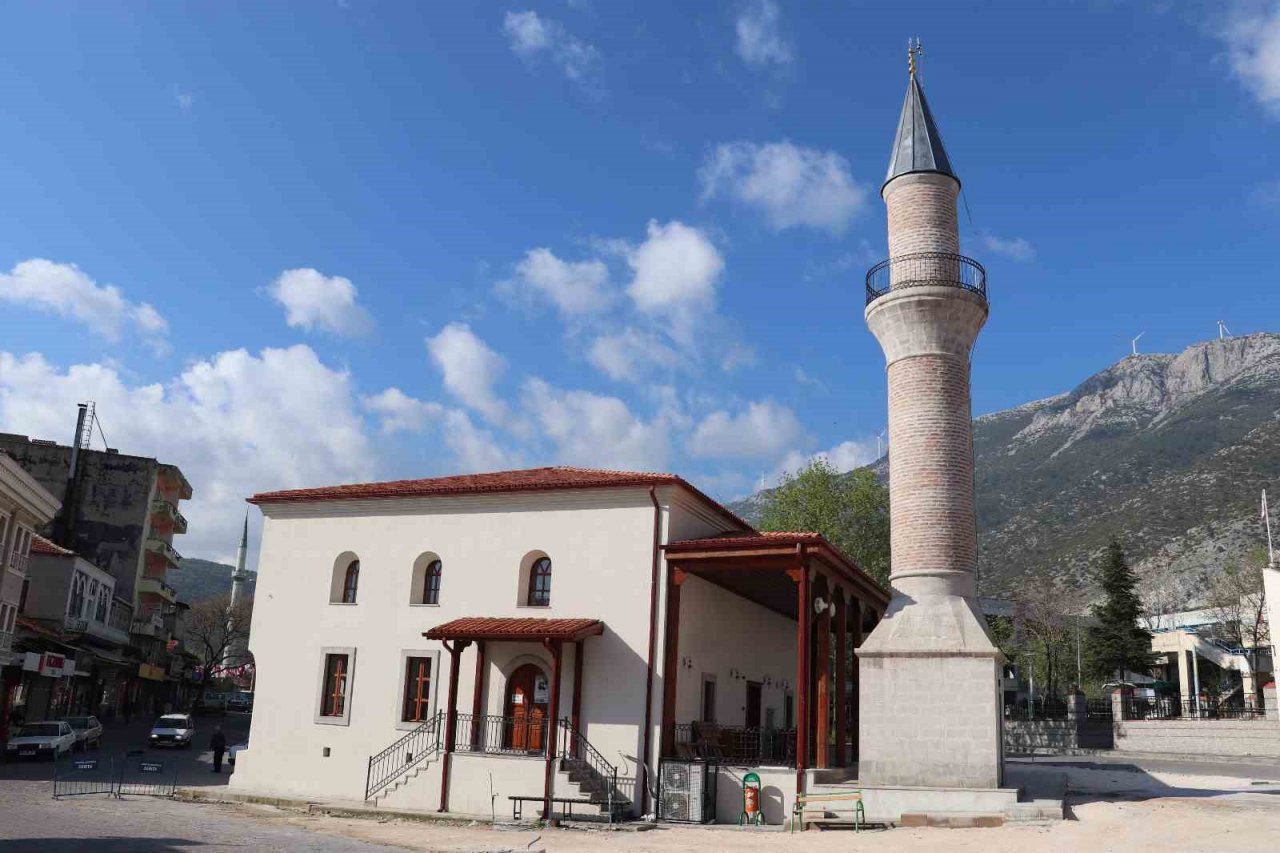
[{"x1": 0, "y1": 711, "x2": 404, "y2": 852}]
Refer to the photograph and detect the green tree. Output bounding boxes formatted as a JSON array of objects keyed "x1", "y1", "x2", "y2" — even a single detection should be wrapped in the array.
[
  {"x1": 1087, "y1": 538, "x2": 1155, "y2": 682},
  {"x1": 759, "y1": 458, "x2": 890, "y2": 587}
]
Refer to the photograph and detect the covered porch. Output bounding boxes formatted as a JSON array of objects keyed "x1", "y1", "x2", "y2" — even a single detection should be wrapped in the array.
[
  {"x1": 661, "y1": 533, "x2": 889, "y2": 787},
  {"x1": 422, "y1": 616, "x2": 617, "y2": 818}
]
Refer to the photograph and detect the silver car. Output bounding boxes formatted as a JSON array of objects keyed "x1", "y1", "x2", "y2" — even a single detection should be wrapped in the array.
[
  {"x1": 5, "y1": 721, "x2": 76, "y2": 760},
  {"x1": 63, "y1": 715, "x2": 103, "y2": 751},
  {"x1": 148, "y1": 713, "x2": 195, "y2": 748}
]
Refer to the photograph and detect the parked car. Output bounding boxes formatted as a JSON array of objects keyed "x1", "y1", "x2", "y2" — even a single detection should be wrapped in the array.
[
  {"x1": 149, "y1": 714, "x2": 195, "y2": 748},
  {"x1": 5, "y1": 721, "x2": 76, "y2": 760},
  {"x1": 62, "y1": 716, "x2": 103, "y2": 751},
  {"x1": 227, "y1": 693, "x2": 253, "y2": 713},
  {"x1": 192, "y1": 696, "x2": 227, "y2": 716},
  {"x1": 228, "y1": 738, "x2": 248, "y2": 765}
]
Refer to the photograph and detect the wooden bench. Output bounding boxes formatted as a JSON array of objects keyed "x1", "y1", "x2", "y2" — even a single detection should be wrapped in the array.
[
  {"x1": 509, "y1": 795, "x2": 603, "y2": 822},
  {"x1": 792, "y1": 790, "x2": 865, "y2": 832}
]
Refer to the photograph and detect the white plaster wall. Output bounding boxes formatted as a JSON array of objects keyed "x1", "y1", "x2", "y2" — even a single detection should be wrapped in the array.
[
  {"x1": 233, "y1": 486, "x2": 733, "y2": 804},
  {"x1": 674, "y1": 575, "x2": 796, "y2": 733},
  {"x1": 714, "y1": 766, "x2": 795, "y2": 826}
]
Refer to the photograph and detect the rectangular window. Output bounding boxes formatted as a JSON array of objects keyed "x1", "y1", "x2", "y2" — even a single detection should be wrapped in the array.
[
  {"x1": 401, "y1": 656, "x2": 433, "y2": 722},
  {"x1": 321, "y1": 653, "x2": 349, "y2": 718}
]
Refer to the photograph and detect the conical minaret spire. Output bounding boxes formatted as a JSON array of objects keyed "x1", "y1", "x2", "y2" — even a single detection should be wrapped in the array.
[
  {"x1": 885, "y1": 42, "x2": 957, "y2": 188},
  {"x1": 230, "y1": 511, "x2": 249, "y2": 607}
]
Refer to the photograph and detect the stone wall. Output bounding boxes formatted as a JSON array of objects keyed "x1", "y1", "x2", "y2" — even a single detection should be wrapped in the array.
[
  {"x1": 1003, "y1": 720, "x2": 1078, "y2": 754},
  {"x1": 1114, "y1": 720, "x2": 1280, "y2": 758}
]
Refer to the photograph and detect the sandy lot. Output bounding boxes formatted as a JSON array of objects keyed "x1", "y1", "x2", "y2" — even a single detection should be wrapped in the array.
[{"x1": 228, "y1": 764, "x2": 1280, "y2": 853}]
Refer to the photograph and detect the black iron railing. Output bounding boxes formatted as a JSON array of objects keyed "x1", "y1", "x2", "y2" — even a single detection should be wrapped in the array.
[
  {"x1": 453, "y1": 713, "x2": 549, "y2": 756},
  {"x1": 1122, "y1": 696, "x2": 1267, "y2": 721},
  {"x1": 865, "y1": 251, "x2": 987, "y2": 306},
  {"x1": 556, "y1": 718, "x2": 625, "y2": 822},
  {"x1": 365, "y1": 712, "x2": 443, "y2": 801},
  {"x1": 671, "y1": 722, "x2": 795, "y2": 767}
]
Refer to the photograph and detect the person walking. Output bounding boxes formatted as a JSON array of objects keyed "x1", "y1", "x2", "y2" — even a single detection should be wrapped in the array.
[{"x1": 211, "y1": 725, "x2": 227, "y2": 773}]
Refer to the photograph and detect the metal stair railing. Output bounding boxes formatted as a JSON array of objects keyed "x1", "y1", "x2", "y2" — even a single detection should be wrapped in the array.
[
  {"x1": 365, "y1": 711, "x2": 443, "y2": 801},
  {"x1": 556, "y1": 718, "x2": 625, "y2": 822}
]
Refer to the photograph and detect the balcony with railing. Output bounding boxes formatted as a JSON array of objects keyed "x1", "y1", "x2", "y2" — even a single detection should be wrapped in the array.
[
  {"x1": 145, "y1": 536, "x2": 183, "y2": 568},
  {"x1": 138, "y1": 575, "x2": 178, "y2": 604},
  {"x1": 150, "y1": 499, "x2": 188, "y2": 534},
  {"x1": 670, "y1": 722, "x2": 796, "y2": 766},
  {"x1": 131, "y1": 611, "x2": 166, "y2": 638},
  {"x1": 64, "y1": 613, "x2": 130, "y2": 646},
  {"x1": 865, "y1": 251, "x2": 987, "y2": 306}
]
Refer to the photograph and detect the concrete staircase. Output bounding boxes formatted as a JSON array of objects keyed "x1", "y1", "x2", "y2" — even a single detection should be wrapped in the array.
[
  {"x1": 370, "y1": 756, "x2": 439, "y2": 809},
  {"x1": 550, "y1": 755, "x2": 630, "y2": 821}
]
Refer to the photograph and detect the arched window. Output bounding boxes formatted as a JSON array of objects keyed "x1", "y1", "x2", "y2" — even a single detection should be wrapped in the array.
[
  {"x1": 526, "y1": 557, "x2": 552, "y2": 607},
  {"x1": 342, "y1": 560, "x2": 360, "y2": 604},
  {"x1": 422, "y1": 560, "x2": 442, "y2": 605}
]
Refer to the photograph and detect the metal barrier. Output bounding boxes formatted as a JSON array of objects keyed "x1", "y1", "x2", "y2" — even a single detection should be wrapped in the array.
[
  {"x1": 115, "y1": 752, "x2": 178, "y2": 798},
  {"x1": 53, "y1": 756, "x2": 117, "y2": 799}
]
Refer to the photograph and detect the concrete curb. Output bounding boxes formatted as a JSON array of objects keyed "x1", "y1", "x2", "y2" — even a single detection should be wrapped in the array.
[{"x1": 176, "y1": 788, "x2": 492, "y2": 825}]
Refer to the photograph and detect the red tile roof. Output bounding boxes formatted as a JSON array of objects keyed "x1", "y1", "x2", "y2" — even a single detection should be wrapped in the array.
[
  {"x1": 248, "y1": 465, "x2": 750, "y2": 529},
  {"x1": 424, "y1": 616, "x2": 605, "y2": 642},
  {"x1": 30, "y1": 535, "x2": 74, "y2": 556}
]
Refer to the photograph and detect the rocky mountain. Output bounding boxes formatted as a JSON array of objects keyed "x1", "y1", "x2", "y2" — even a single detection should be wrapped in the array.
[
  {"x1": 731, "y1": 333, "x2": 1280, "y2": 609},
  {"x1": 171, "y1": 558, "x2": 257, "y2": 604}
]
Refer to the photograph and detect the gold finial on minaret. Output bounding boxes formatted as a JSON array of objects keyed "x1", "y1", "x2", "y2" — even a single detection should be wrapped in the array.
[{"x1": 908, "y1": 37, "x2": 922, "y2": 78}]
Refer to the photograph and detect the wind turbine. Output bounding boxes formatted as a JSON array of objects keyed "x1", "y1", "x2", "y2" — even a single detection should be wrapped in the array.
[
  {"x1": 1131, "y1": 332, "x2": 1145, "y2": 356},
  {"x1": 1218, "y1": 320, "x2": 1232, "y2": 340},
  {"x1": 877, "y1": 428, "x2": 887, "y2": 459}
]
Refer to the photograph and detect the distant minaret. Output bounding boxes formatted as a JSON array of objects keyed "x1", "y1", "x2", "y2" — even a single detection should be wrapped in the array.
[
  {"x1": 857, "y1": 43, "x2": 1005, "y2": 792},
  {"x1": 224, "y1": 513, "x2": 250, "y2": 669}
]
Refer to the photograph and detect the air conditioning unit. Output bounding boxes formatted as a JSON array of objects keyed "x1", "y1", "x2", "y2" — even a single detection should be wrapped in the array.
[{"x1": 658, "y1": 759, "x2": 717, "y2": 823}]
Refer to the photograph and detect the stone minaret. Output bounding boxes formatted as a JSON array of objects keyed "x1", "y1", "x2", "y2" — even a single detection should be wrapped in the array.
[
  {"x1": 857, "y1": 49, "x2": 1004, "y2": 790},
  {"x1": 224, "y1": 513, "x2": 250, "y2": 669}
]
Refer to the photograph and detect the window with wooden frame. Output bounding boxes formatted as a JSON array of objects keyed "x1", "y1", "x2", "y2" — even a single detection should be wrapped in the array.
[
  {"x1": 341, "y1": 560, "x2": 359, "y2": 604},
  {"x1": 422, "y1": 560, "x2": 442, "y2": 605},
  {"x1": 401, "y1": 656, "x2": 433, "y2": 722},
  {"x1": 320, "y1": 653, "x2": 350, "y2": 717},
  {"x1": 526, "y1": 556, "x2": 552, "y2": 607}
]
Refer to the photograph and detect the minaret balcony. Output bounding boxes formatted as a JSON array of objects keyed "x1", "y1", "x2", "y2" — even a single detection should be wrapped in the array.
[{"x1": 865, "y1": 252, "x2": 987, "y2": 306}]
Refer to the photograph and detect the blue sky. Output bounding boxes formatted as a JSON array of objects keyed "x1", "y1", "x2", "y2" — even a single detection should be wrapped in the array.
[{"x1": 1, "y1": 1, "x2": 1278, "y2": 564}]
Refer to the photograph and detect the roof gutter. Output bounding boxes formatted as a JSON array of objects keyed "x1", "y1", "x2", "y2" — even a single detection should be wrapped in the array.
[{"x1": 639, "y1": 486, "x2": 662, "y2": 817}]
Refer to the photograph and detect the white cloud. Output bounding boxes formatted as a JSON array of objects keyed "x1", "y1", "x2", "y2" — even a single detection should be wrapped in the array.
[
  {"x1": 268, "y1": 268, "x2": 373, "y2": 337},
  {"x1": 734, "y1": 0, "x2": 792, "y2": 67},
  {"x1": 587, "y1": 328, "x2": 680, "y2": 382},
  {"x1": 522, "y1": 377, "x2": 670, "y2": 470},
  {"x1": 506, "y1": 247, "x2": 612, "y2": 315},
  {"x1": 793, "y1": 366, "x2": 827, "y2": 393},
  {"x1": 688, "y1": 399, "x2": 805, "y2": 460},
  {"x1": 426, "y1": 322, "x2": 508, "y2": 423},
  {"x1": 361, "y1": 387, "x2": 444, "y2": 434},
  {"x1": 0, "y1": 346, "x2": 375, "y2": 563},
  {"x1": 699, "y1": 141, "x2": 866, "y2": 233},
  {"x1": 1220, "y1": 1, "x2": 1280, "y2": 113},
  {"x1": 626, "y1": 220, "x2": 724, "y2": 317},
  {"x1": 175, "y1": 90, "x2": 193, "y2": 112},
  {"x1": 503, "y1": 10, "x2": 601, "y2": 87},
  {"x1": 981, "y1": 233, "x2": 1036, "y2": 262},
  {"x1": 441, "y1": 409, "x2": 521, "y2": 472},
  {"x1": 0, "y1": 259, "x2": 169, "y2": 349},
  {"x1": 770, "y1": 437, "x2": 879, "y2": 485}
]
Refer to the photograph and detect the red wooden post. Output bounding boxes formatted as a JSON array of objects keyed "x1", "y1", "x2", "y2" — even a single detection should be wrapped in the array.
[
  {"x1": 470, "y1": 640, "x2": 486, "y2": 750},
  {"x1": 570, "y1": 639, "x2": 584, "y2": 758},
  {"x1": 815, "y1": 578, "x2": 831, "y2": 770},
  {"x1": 849, "y1": 598, "x2": 863, "y2": 762},
  {"x1": 543, "y1": 639, "x2": 564, "y2": 820},
  {"x1": 660, "y1": 566, "x2": 686, "y2": 757},
  {"x1": 835, "y1": 590, "x2": 848, "y2": 767},
  {"x1": 791, "y1": 551, "x2": 811, "y2": 799},
  {"x1": 438, "y1": 639, "x2": 469, "y2": 813}
]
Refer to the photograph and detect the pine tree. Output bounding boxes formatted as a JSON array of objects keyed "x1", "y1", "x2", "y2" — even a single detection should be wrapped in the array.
[{"x1": 1087, "y1": 538, "x2": 1155, "y2": 683}]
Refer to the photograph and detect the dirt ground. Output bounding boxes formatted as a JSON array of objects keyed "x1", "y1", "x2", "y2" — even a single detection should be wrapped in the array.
[{"x1": 225, "y1": 764, "x2": 1280, "y2": 853}]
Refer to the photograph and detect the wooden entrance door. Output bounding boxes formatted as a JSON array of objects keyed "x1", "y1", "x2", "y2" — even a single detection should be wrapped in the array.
[
  {"x1": 745, "y1": 681, "x2": 762, "y2": 729},
  {"x1": 504, "y1": 663, "x2": 549, "y2": 753}
]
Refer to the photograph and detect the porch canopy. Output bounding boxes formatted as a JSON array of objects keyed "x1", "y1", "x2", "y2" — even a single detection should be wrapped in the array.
[
  {"x1": 424, "y1": 616, "x2": 603, "y2": 643},
  {"x1": 661, "y1": 531, "x2": 889, "y2": 779},
  {"x1": 423, "y1": 616, "x2": 605, "y2": 817}
]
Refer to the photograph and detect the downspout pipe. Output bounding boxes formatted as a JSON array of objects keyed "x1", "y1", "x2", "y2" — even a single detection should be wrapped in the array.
[{"x1": 640, "y1": 486, "x2": 662, "y2": 817}]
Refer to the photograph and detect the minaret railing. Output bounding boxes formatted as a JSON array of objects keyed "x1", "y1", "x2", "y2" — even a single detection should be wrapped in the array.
[{"x1": 865, "y1": 251, "x2": 986, "y2": 306}]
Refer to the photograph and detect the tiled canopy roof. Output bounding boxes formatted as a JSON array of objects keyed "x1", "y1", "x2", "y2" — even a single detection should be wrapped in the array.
[
  {"x1": 666, "y1": 531, "x2": 829, "y2": 549},
  {"x1": 30, "y1": 535, "x2": 74, "y2": 556},
  {"x1": 424, "y1": 617, "x2": 604, "y2": 642},
  {"x1": 248, "y1": 465, "x2": 750, "y2": 529}
]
